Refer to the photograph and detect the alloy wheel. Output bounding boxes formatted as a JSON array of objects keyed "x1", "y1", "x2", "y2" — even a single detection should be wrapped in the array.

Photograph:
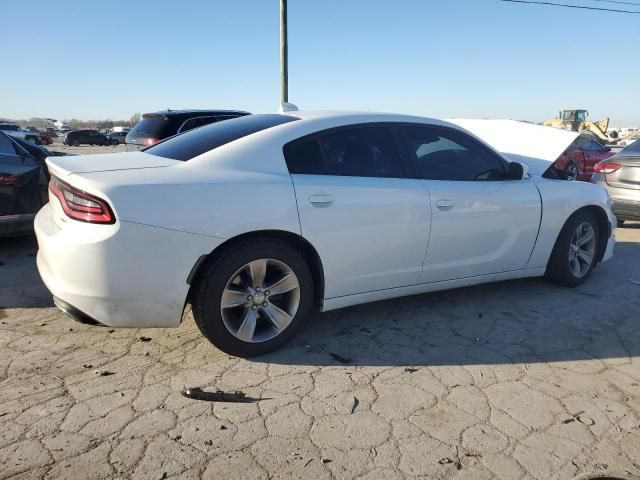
[
  {"x1": 568, "y1": 222, "x2": 596, "y2": 278},
  {"x1": 220, "y1": 258, "x2": 300, "y2": 343}
]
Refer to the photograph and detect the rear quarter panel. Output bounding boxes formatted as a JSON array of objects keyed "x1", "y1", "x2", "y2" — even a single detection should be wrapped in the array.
[
  {"x1": 527, "y1": 179, "x2": 613, "y2": 268},
  {"x1": 70, "y1": 139, "x2": 302, "y2": 240}
]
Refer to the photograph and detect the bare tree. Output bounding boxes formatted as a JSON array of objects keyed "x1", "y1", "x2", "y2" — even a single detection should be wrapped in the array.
[{"x1": 130, "y1": 113, "x2": 141, "y2": 127}]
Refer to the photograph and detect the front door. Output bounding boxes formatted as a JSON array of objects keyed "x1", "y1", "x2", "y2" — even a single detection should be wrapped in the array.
[{"x1": 396, "y1": 124, "x2": 542, "y2": 283}]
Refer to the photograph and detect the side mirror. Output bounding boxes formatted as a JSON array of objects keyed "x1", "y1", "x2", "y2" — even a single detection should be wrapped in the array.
[{"x1": 506, "y1": 162, "x2": 529, "y2": 180}]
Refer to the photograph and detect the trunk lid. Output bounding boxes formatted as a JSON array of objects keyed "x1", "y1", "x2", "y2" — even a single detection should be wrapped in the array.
[
  {"x1": 45, "y1": 151, "x2": 180, "y2": 178},
  {"x1": 606, "y1": 156, "x2": 640, "y2": 191}
]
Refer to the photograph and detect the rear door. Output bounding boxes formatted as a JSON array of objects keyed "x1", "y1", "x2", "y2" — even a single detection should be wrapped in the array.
[
  {"x1": 286, "y1": 124, "x2": 430, "y2": 298},
  {"x1": 396, "y1": 124, "x2": 542, "y2": 283}
]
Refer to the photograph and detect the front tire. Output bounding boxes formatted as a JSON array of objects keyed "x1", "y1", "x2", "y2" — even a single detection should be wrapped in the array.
[
  {"x1": 545, "y1": 211, "x2": 600, "y2": 287},
  {"x1": 192, "y1": 238, "x2": 314, "y2": 357}
]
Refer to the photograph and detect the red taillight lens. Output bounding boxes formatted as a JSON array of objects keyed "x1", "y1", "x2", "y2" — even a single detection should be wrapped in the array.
[
  {"x1": 593, "y1": 162, "x2": 622, "y2": 174},
  {"x1": 0, "y1": 174, "x2": 19, "y2": 185},
  {"x1": 143, "y1": 138, "x2": 159, "y2": 146},
  {"x1": 49, "y1": 176, "x2": 115, "y2": 224}
]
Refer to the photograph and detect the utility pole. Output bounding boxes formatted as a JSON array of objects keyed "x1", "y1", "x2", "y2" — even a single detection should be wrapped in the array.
[{"x1": 280, "y1": 0, "x2": 288, "y2": 104}]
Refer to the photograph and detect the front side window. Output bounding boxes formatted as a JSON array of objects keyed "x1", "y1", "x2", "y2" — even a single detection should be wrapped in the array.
[
  {"x1": 400, "y1": 125, "x2": 506, "y2": 181},
  {"x1": 285, "y1": 125, "x2": 404, "y2": 178}
]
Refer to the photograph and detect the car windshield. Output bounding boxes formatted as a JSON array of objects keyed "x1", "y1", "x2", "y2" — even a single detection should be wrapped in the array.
[{"x1": 144, "y1": 114, "x2": 299, "y2": 161}]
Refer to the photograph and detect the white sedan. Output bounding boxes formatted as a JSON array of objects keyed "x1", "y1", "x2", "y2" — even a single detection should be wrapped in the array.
[{"x1": 35, "y1": 111, "x2": 615, "y2": 357}]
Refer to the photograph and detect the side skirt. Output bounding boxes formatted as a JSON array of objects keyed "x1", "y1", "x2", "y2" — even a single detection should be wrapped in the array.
[{"x1": 321, "y1": 268, "x2": 546, "y2": 312}]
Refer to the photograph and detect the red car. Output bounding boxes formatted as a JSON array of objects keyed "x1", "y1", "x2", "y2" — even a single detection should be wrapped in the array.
[
  {"x1": 553, "y1": 134, "x2": 614, "y2": 181},
  {"x1": 37, "y1": 134, "x2": 53, "y2": 145}
]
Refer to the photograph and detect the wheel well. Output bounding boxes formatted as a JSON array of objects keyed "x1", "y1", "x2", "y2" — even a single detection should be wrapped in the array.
[
  {"x1": 572, "y1": 205, "x2": 610, "y2": 262},
  {"x1": 186, "y1": 230, "x2": 325, "y2": 309}
]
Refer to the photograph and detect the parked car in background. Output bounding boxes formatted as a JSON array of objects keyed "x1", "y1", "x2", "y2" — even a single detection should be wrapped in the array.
[
  {"x1": 38, "y1": 133, "x2": 54, "y2": 145},
  {"x1": 592, "y1": 139, "x2": 640, "y2": 226},
  {"x1": 553, "y1": 134, "x2": 615, "y2": 181},
  {"x1": 63, "y1": 129, "x2": 112, "y2": 146},
  {"x1": 0, "y1": 131, "x2": 49, "y2": 235},
  {"x1": 125, "y1": 109, "x2": 250, "y2": 151},
  {"x1": 0, "y1": 123, "x2": 40, "y2": 144},
  {"x1": 107, "y1": 131, "x2": 127, "y2": 145},
  {"x1": 36, "y1": 112, "x2": 615, "y2": 357}
]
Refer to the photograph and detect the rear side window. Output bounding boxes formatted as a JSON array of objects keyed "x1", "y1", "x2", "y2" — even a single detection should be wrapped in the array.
[
  {"x1": 178, "y1": 116, "x2": 219, "y2": 133},
  {"x1": 145, "y1": 114, "x2": 298, "y2": 161},
  {"x1": 285, "y1": 125, "x2": 404, "y2": 178},
  {"x1": 400, "y1": 125, "x2": 506, "y2": 181}
]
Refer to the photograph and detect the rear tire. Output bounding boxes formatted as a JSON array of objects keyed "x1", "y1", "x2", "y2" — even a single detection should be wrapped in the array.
[
  {"x1": 72, "y1": 139, "x2": 80, "y2": 146},
  {"x1": 545, "y1": 210, "x2": 600, "y2": 287},
  {"x1": 192, "y1": 238, "x2": 314, "y2": 357}
]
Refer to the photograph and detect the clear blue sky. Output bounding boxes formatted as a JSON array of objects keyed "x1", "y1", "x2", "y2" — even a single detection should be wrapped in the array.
[{"x1": 2, "y1": 0, "x2": 638, "y2": 125}]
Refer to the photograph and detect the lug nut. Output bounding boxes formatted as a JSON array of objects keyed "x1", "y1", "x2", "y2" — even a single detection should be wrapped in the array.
[
  {"x1": 265, "y1": 290, "x2": 270, "y2": 296},
  {"x1": 251, "y1": 306, "x2": 257, "y2": 310},
  {"x1": 263, "y1": 302, "x2": 268, "y2": 307},
  {"x1": 247, "y1": 295, "x2": 253, "y2": 301}
]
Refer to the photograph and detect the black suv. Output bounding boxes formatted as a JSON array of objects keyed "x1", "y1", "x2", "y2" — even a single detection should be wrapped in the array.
[
  {"x1": 64, "y1": 129, "x2": 112, "y2": 146},
  {"x1": 125, "y1": 109, "x2": 250, "y2": 151}
]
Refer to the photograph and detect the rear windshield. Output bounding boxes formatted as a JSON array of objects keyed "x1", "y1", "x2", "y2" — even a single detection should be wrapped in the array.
[
  {"x1": 618, "y1": 139, "x2": 640, "y2": 157},
  {"x1": 144, "y1": 114, "x2": 299, "y2": 161},
  {"x1": 130, "y1": 114, "x2": 170, "y2": 138}
]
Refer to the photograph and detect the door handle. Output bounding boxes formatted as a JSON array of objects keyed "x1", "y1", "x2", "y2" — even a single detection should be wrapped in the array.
[
  {"x1": 309, "y1": 194, "x2": 334, "y2": 206},
  {"x1": 436, "y1": 199, "x2": 454, "y2": 210}
]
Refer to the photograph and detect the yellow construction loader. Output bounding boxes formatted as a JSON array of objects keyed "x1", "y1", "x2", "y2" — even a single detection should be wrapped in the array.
[{"x1": 544, "y1": 109, "x2": 619, "y2": 144}]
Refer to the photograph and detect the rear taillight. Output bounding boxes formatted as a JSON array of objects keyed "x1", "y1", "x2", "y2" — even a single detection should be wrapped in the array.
[
  {"x1": 593, "y1": 162, "x2": 622, "y2": 174},
  {"x1": 0, "y1": 174, "x2": 18, "y2": 185},
  {"x1": 143, "y1": 138, "x2": 159, "y2": 146},
  {"x1": 49, "y1": 176, "x2": 115, "y2": 224}
]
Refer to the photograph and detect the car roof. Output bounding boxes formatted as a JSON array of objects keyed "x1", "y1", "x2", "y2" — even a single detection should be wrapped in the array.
[
  {"x1": 147, "y1": 109, "x2": 251, "y2": 117},
  {"x1": 285, "y1": 110, "x2": 449, "y2": 124}
]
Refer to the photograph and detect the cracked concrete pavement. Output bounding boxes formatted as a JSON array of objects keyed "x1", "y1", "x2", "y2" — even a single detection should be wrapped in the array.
[{"x1": 1, "y1": 225, "x2": 640, "y2": 479}]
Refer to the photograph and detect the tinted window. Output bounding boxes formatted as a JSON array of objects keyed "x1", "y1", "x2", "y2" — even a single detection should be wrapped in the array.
[
  {"x1": 581, "y1": 139, "x2": 604, "y2": 152},
  {"x1": 286, "y1": 138, "x2": 325, "y2": 174},
  {"x1": 0, "y1": 132, "x2": 17, "y2": 155},
  {"x1": 178, "y1": 116, "x2": 219, "y2": 133},
  {"x1": 145, "y1": 114, "x2": 298, "y2": 161},
  {"x1": 285, "y1": 125, "x2": 404, "y2": 178},
  {"x1": 401, "y1": 126, "x2": 505, "y2": 181}
]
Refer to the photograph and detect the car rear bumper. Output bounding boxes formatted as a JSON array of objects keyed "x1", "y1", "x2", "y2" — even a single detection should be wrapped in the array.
[
  {"x1": 0, "y1": 213, "x2": 35, "y2": 236},
  {"x1": 35, "y1": 203, "x2": 222, "y2": 328},
  {"x1": 612, "y1": 199, "x2": 640, "y2": 221},
  {"x1": 592, "y1": 173, "x2": 640, "y2": 221}
]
